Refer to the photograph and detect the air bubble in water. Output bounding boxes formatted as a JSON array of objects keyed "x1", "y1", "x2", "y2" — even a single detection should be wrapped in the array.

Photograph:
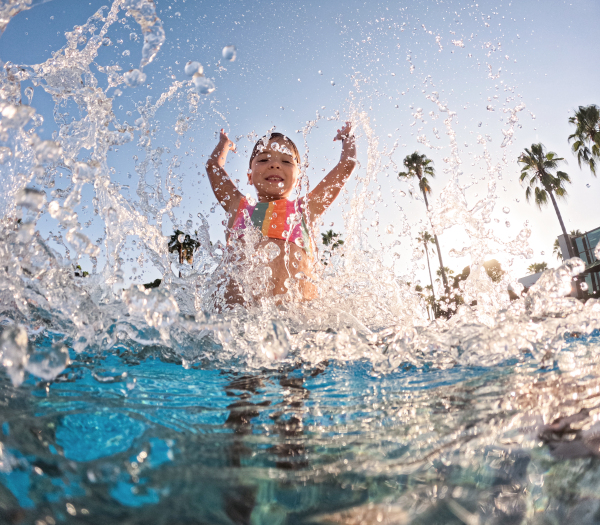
[
  {"x1": 184, "y1": 61, "x2": 203, "y2": 76},
  {"x1": 502, "y1": 207, "x2": 510, "y2": 214},
  {"x1": 193, "y1": 74, "x2": 215, "y2": 95},
  {"x1": 222, "y1": 45, "x2": 236, "y2": 61},
  {"x1": 124, "y1": 69, "x2": 146, "y2": 87}
]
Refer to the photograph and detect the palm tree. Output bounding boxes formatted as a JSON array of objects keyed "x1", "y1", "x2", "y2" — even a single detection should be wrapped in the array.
[
  {"x1": 168, "y1": 230, "x2": 200, "y2": 276},
  {"x1": 399, "y1": 152, "x2": 450, "y2": 295},
  {"x1": 321, "y1": 229, "x2": 344, "y2": 266},
  {"x1": 416, "y1": 231, "x2": 437, "y2": 317},
  {"x1": 527, "y1": 262, "x2": 548, "y2": 274},
  {"x1": 518, "y1": 143, "x2": 574, "y2": 258},
  {"x1": 568, "y1": 104, "x2": 600, "y2": 176}
]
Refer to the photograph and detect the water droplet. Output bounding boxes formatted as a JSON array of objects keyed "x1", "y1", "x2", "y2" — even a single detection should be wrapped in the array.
[
  {"x1": 0, "y1": 147, "x2": 13, "y2": 164},
  {"x1": 193, "y1": 74, "x2": 215, "y2": 95},
  {"x1": 318, "y1": 70, "x2": 322, "y2": 75},
  {"x1": 185, "y1": 220, "x2": 193, "y2": 229},
  {"x1": 331, "y1": 80, "x2": 335, "y2": 86},
  {"x1": 24, "y1": 87, "x2": 34, "y2": 104},
  {"x1": 124, "y1": 69, "x2": 146, "y2": 87},
  {"x1": 586, "y1": 184, "x2": 591, "y2": 188},
  {"x1": 486, "y1": 105, "x2": 495, "y2": 111},
  {"x1": 478, "y1": 122, "x2": 482, "y2": 127},
  {"x1": 122, "y1": 49, "x2": 131, "y2": 56},
  {"x1": 222, "y1": 45, "x2": 236, "y2": 61},
  {"x1": 502, "y1": 207, "x2": 510, "y2": 214},
  {"x1": 371, "y1": 220, "x2": 379, "y2": 227},
  {"x1": 581, "y1": 282, "x2": 589, "y2": 291},
  {"x1": 505, "y1": 221, "x2": 510, "y2": 228},
  {"x1": 541, "y1": 251, "x2": 545, "y2": 255},
  {"x1": 184, "y1": 61, "x2": 202, "y2": 76},
  {"x1": 386, "y1": 224, "x2": 394, "y2": 234},
  {"x1": 395, "y1": 105, "x2": 399, "y2": 108}
]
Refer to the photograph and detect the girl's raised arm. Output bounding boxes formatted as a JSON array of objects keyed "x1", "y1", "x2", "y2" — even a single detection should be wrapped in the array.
[
  {"x1": 205, "y1": 129, "x2": 243, "y2": 213},
  {"x1": 307, "y1": 122, "x2": 357, "y2": 220}
]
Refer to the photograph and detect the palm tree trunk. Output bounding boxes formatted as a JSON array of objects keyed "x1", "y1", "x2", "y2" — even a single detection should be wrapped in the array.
[
  {"x1": 548, "y1": 191, "x2": 575, "y2": 258},
  {"x1": 178, "y1": 245, "x2": 183, "y2": 278},
  {"x1": 422, "y1": 191, "x2": 450, "y2": 295},
  {"x1": 423, "y1": 239, "x2": 436, "y2": 319}
]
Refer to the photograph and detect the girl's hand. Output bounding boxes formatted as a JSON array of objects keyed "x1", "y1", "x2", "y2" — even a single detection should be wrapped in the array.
[
  {"x1": 333, "y1": 121, "x2": 352, "y2": 141},
  {"x1": 219, "y1": 128, "x2": 236, "y2": 152}
]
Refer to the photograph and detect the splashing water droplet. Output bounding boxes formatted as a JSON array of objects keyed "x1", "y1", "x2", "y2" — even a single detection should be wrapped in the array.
[
  {"x1": 386, "y1": 224, "x2": 394, "y2": 234},
  {"x1": 0, "y1": 325, "x2": 28, "y2": 386},
  {"x1": 318, "y1": 70, "x2": 322, "y2": 75},
  {"x1": 478, "y1": 122, "x2": 482, "y2": 127},
  {"x1": 222, "y1": 45, "x2": 236, "y2": 61},
  {"x1": 24, "y1": 86, "x2": 34, "y2": 104},
  {"x1": 124, "y1": 69, "x2": 146, "y2": 87},
  {"x1": 331, "y1": 80, "x2": 335, "y2": 86},
  {"x1": 505, "y1": 221, "x2": 510, "y2": 228},
  {"x1": 177, "y1": 234, "x2": 185, "y2": 243},
  {"x1": 193, "y1": 74, "x2": 215, "y2": 95},
  {"x1": 0, "y1": 147, "x2": 13, "y2": 164},
  {"x1": 586, "y1": 184, "x2": 591, "y2": 188},
  {"x1": 486, "y1": 105, "x2": 495, "y2": 111},
  {"x1": 185, "y1": 220, "x2": 193, "y2": 229},
  {"x1": 541, "y1": 251, "x2": 545, "y2": 255},
  {"x1": 184, "y1": 61, "x2": 203, "y2": 76},
  {"x1": 581, "y1": 281, "x2": 589, "y2": 292},
  {"x1": 502, "y1": 207, "x2": 510, "y2": 214}
]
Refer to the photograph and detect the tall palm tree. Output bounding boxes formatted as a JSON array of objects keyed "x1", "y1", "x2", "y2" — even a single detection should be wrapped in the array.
[
  {"x1": 568, "y1": 104, "x2": 600, "y2": 176},
  {"x1": 399, "y1": 152, "x2": 450, "y2": 295},
  {"x1": 518, "y1": 143, "x2": 574, "y2": 258},
  {"x1": 416, "y1": 230, "x2": 437, "y2": 318}
]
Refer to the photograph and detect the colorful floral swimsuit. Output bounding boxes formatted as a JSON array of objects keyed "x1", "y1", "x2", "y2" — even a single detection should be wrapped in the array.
[{"x1": 230, "y1": 196, "x2": 313, "y2": 254}]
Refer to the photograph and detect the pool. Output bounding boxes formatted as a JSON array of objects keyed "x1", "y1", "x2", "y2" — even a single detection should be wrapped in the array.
[{"x1": 2, "y1": 329, "x2": 600, "y2": 524}]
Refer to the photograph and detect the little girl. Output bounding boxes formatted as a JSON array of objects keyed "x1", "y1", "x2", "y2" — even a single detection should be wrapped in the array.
[{"x1": 205, "y1": 123, "x2": 356, "y2": 307}]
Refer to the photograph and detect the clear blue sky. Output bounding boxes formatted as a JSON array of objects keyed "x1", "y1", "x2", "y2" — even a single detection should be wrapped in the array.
[{"x1": 1, "y1": 0, "x2": 599, "y2": 288}]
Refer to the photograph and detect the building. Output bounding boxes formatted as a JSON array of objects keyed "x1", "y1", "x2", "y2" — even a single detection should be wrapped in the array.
[{"x1": 558, "y1": 226, "x2": 600, "y2": 299}]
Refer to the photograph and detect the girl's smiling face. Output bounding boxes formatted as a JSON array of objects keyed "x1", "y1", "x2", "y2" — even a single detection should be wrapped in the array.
[{"x1": 248, "y1": 138, "x2": 299, "y2": 201}]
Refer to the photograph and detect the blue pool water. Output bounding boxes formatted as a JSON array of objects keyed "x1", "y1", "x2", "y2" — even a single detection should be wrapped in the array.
[{"x1": 2, "y1": 333, "x2": 600, "y2": 524}]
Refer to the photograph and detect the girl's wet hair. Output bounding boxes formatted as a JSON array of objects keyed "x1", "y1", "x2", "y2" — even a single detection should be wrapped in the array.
[{"x1": 249, "y1": 132, "x2": 300, "y2": 168}]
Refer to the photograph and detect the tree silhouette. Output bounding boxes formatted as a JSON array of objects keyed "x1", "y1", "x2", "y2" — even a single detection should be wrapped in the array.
[
  {"x1": 321, "y1": 229, "x2": 344, "y2": 266},
  {"x1": 399, "y1": 152, "x2": 450, "y2": 295},
  {"x1": 168, "y1": 230, "x2": 200, "y2": 276},
  {"x1": 518, "y1": 143, "x2": 574, "y2": 258},
  {"x1": 527, "y1": 262, "x2": 548, "y2": 274},
  {"x1": 568, "y1": 104, "x2": 600, "y2": 176},
  {"x1": 416, "y1": 230, "x2": 437, "y2": 318}
]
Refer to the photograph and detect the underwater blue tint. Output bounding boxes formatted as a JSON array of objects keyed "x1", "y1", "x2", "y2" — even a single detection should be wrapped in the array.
[{"x1": 55, "y1": 412, "x2": 147, "y2": 462}]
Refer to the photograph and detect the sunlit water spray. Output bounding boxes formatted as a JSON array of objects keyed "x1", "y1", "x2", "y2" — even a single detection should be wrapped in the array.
[{"x1": 1, "y1": 0, "x2": 600, "y2": 522}]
